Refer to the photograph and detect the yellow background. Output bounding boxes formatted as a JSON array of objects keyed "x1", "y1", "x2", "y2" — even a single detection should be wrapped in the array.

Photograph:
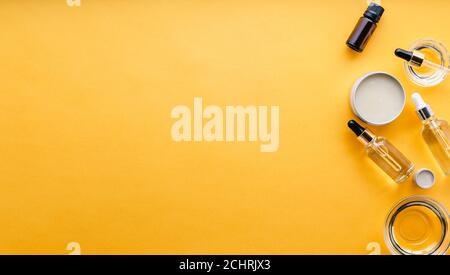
[{"x1": 0, "y1": 0, "x2": 449, "y2": 255}]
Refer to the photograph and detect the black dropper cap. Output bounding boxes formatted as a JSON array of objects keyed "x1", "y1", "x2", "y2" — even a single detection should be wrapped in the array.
[
  {"x1": 347, "y1": 120, "x2": 365, "y2": 137},
  {"x1": 364, "y1": 3, "x2": 384, "y2": 23},
  {"x1": 394, "y1": 48, "x2": 413, "y2": 62}
]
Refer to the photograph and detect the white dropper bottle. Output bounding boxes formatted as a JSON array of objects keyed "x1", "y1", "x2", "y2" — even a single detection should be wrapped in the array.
[
  {"x1": 411, "y1": 92, "x2": 450, "y2": 175},
  {"x1": 412, "y1": 93, "x2": 434, "y2": 120}
]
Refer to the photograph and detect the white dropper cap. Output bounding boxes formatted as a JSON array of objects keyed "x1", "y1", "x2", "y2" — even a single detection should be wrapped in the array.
[
  {"x1": 412, "y1": 92, "x2": 434, "y2": 120},
  {"x1": 412, "y1": 92, "x2": 427, "y2": 110}
]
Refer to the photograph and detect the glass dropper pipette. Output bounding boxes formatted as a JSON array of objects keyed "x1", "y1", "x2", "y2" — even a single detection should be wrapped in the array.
[{"x1": 395, "y1": 48, "x2": 450, "y2": 73}]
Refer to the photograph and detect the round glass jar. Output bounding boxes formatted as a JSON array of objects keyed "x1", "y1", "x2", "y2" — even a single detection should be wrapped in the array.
[
  {"x1": 385, "y1": 196, "x2": 450, "y2": 255},
  {"x1": 404, "y1": 39, "x2": 449, "y2": 87}
]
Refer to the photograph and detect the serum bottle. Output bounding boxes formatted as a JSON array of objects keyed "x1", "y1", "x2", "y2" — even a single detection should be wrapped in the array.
[
  {"x1": 348, "y1": 120, "x2": 415, "y2": 183},
  {"x1": 412, "y1": 93, "x2": 450, "y2": 175}
]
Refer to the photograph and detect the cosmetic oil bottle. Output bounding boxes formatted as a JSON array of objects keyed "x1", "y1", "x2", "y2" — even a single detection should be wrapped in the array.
[
  {"x1": 348, "y1": 120, "x2": 415, "y2": 183},
  {"x1": 412, "y1": 93, "x2": 450, "y2": 175},
  {"x1": 346, "y1": 3, "x2": 384, "y2": 52}
]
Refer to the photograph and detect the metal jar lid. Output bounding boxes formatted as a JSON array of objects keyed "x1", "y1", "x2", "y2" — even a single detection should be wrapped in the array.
[{"x1": 414, "y1": 168, "x2": 435, "y2": 189}]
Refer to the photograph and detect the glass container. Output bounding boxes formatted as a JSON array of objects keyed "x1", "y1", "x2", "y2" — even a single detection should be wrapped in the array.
[
  {"x1": 404, "y1": 39, "x2": 449, "y2": 87},
  {"x1": 385, "y1": 196, "x2": 450, "y2": 255}
]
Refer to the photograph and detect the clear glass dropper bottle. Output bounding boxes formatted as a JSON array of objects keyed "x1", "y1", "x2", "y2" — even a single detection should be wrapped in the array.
[
  {"x1": 395, "y1": 48, "x2": 450, "y2": 73},
  {"x1": 348, "y1": 120, "x2": 415, "y2": 183},
  {"x1": 412, "y1": 93, "x2": 450, "y2": 175}
]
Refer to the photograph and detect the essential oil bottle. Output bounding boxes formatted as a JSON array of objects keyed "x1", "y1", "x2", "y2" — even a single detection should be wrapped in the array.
[
  {"x1": 348, "y1": 120, "x2": 415, "y2": 183},
  {"x1": 346, "y1": 3, "x2": 384, "y2": 52},
  {"x1": 412, "y1": 93, "x2": 450, "y2": 175}
]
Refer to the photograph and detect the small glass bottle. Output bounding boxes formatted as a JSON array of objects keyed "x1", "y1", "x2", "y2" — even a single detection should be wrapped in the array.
[
  {"x1": 412, "y1": 93, "x2": 450, "y2": 175},
  {"x1": 348, "y1": 120, "x2": 415, "y2": 183},
  {"x1": 346, "y1": 3, "x2": 384, "y2": 53}
]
